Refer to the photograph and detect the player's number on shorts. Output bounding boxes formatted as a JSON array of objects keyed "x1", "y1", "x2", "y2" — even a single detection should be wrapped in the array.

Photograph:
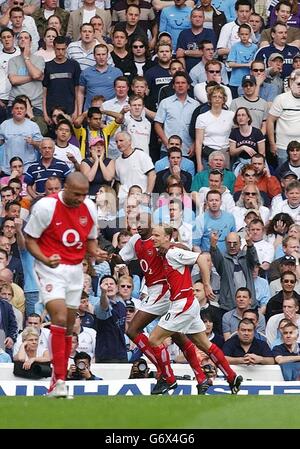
[
  {"x1": 140, "y1": 259, "x2": 153, "y2": 275},
  {"x1": 62, "y1": 229, "x2": 83, "y2": 249},
  {"x1": 164, "y1": 313, "x2": 171, "y2": 321}
]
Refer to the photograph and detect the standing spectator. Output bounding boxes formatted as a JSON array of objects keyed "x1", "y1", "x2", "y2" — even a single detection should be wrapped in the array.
[
  {"x1": 113, "y1": 5, "x2": 148, "y2": 49},
  {"x1": 159, "y1": 0, "x2": 192, "y2": 52},
  {"x1": 154, "y1": 147, "x2": 192, "y2": 194},
  {"x1": 254, "y1": 22, "x2": 299, "y2": 79},
  {"x1": 176, "y1": 7, "x2": 217, "y2": 72},
  {"x1": 43, "y1": 36, "x2": 81, "y2": 124},
  {"x1": 195, "y1": 84, "x2": 234, "y2": 171},
  {"x1": 275, "y1": 140, "x2": 300, "y2": 180},
  {"x1": 35, "y1": 27, "x2": 58, "y2": 62},
  {"x1": 193, "y1": 60, "x2": 232, "y2": 106},
  {"x1": 197, "y1": 0, "x2": 226, "y2": 39},
  {"x1": 189, "y1": 40, "x2": 228, "y2": 86},
  {"x1": 115, "y1": 131, "x2": 156, "y2": 204},
  {"x1": 217, "y1": 0, "x2": 253, "y2": 60},
  {"x1": 0, "y1": 98, "x2": 42, "y2": 175},
  {"x1": 154, "y1": 72, "x2": 198, "y2": 158},
  {"x1": 94, "y1": 275, "x2": 127, "y2": 363},
  {"x1": 54, "y1": 120, "x2": 82, "y2": 172},
  {"x1": 101, "y1": 76, "x2": 129, "y2": 160},
  {"x1": 227, "y1": 24, "x2": 257, "y2": 98},
  {"x1": 112, "y1": 0, "x2": 158, "y2": 50},
  {"x1": 193, "y1": 190, "x2": 236, "y2": 252},
  {"x1": 124, "y1": 95, "x2": 151, "y2": 155},
  {"x1": 66, "y1": 0, "x2": 111, "y2": 42},
  {"x1": 229, "y1": 107, "x2": 265, "y2": 176},
  {"x1": 210, "y1": 231, "x2": 259, "y2": 313},
  {"x1": 32, "y1": 0, "x2": 70, "y2": 38},
  {"x1": 80, "y1": 136, "x2": 115, "y2": 198},
  {"x1": 0, "y1": 28, "x2": 20, "y2": 124},
  {"x1": 110, "y1": 29, "x2": 137, "y2": 82},
  {"x1": 260, "y1": 1, "x2": 300, "y2": 47},
  {"x1": 8, "y1": 31, "x2": 45, "y2": 115},
  {"x1": 265, "y1": 53, "x2": 284, "y2": 96},
  {"x1": 24, "y1": 137, "x2": 71, "y2": 197},
  {"x1": 230, "y1": 74, "x2": 269, "y2": 134},
  {"x1": 67, "y1": 23, "x2": 98, "y2": 71},
  {"x1": 144, "y1": 43, "x2": 173, "y2": 108},
  {"x1": 9, "y1": 6, "x2": 39, "y2": 53},
  {"x1": 77, "y1": 44, "x2": 123, "y2": 113},
  {"x1": 267, "y1": 69, "x2": 300, "y2": 166}
]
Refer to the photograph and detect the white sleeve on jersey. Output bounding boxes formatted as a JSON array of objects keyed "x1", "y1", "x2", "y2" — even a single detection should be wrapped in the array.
[
  {"x1": 166, "y1": 247, "x2": 199, "y2": 270},
  {"x1": 84, "y1": 198, "x2": 98, "y2": 239},
  {"x1": 24, "y1": 197, "x2": 57, "y2": 238},
  {"x1": 119, "y1": 234, "x2": 140, "y2": 262}
]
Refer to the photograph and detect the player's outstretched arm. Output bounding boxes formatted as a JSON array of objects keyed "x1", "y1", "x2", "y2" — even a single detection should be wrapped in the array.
[{"x1": 25, "y1": 235, "x2": 61, "y2": 268}]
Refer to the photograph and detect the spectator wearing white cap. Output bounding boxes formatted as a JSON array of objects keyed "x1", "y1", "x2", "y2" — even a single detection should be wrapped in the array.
[{"x1": 265, "y1": 52, "x2": 284, "y2": 95}]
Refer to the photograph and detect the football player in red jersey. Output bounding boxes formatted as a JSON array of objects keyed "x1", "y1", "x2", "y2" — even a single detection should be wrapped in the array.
[
  {"x1": 118, "y1": 213, "x2": 213, "y2": 394},
  {"x1": 25, "y1": 172, "x2": 109, "y2": 397},
  {"x1": 148, "y1": 224, "x2": 243, "y2": 395}
]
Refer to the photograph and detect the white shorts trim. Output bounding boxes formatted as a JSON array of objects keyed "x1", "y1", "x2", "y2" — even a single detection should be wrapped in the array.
[
  {"x1": 158, "y1": 298, "x2": 206, "y2": 334},
  {"x1": 34, "y1": 261, "x2": 84, "y2": 309},
  {"x1": 138, "y1": 283, "x2": 170, "y2": 316}
]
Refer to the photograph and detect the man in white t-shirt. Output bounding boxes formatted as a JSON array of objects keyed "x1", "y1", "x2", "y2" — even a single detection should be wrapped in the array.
[
  {"x1": 270, "y1": 180, "x2": 300, "y2": 225},
  {"x1": 115, "y1": 131, "x2": 156, "y2": 204}
]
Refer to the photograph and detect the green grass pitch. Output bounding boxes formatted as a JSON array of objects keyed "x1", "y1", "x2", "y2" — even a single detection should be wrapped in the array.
[{"x1": 1, "y1": 396, "x2": 300, "y2": 429}]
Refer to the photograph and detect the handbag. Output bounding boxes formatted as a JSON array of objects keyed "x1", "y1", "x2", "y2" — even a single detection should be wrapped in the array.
[{"x1": 13, "y1": 361, "x2": 52, "y2": 379}]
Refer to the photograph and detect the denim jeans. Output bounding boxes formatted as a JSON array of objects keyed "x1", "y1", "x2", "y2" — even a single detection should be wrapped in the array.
[{"x1": 25, "y1": 291, "x2": 39, "y2": 317}]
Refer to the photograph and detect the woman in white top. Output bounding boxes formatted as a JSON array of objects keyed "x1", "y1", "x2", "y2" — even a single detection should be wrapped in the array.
[
  {"x1": 195, "y1": 85, "x2": 234, "y2": 172},
  {"x1": 35, "y1": 27, "x2": 58, "y2": 62},
  {"x1": 13, "y1": 326, "x2": 50, "y2": 370}
]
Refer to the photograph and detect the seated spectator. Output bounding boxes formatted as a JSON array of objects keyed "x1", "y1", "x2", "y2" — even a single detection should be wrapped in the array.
[
  {"x1": 275, "y1": 140, "x2": 300, "y2": 181},
  {"x1": 0, "y1": 281, "x2": 23, "y2": 332},
  {"x1": 234, "y1": 154, "x2": 281, "y2": 203},
  {"x1": 78, "y1": 291, "x2": 96, "y2": 329},
  {"x1": 153, "y1": 147, "x2": 192, "y2": 194},
  {"x1": 194, "y1": 280, "x2": 223, "y2": 335},
  {"x1": 222, "y1": 288, "x2": 266, "y2": 341},
  {"x1": 268, "y1": 236, "x2": 300, "y2": 283},
  {"x1": 273, "y1": 321, "x2": 300, "y2": 381},
  {"x1": 13, "y1": 326, "x2": 50, "y2": 368},
  {"x1": 242, "y1": 308, "x2": 267, "y2": 341},
  {"x1": 270, "y1": 180, "x2": 300, "y2": 225},
  {"x1": 191, "y1": 150, "x2": 236, "y2": 194},
  {"x1": 13, "y1": 312, "x2": 50, "y2": 357},
  {"x1": 192, "y1": 168, "x2": 235, "y2": 213},
  {"x1": 169, "y1": 198, "x2": 193, "y2": 249},
  {"x1": 233, "y1": 164, "x2": 269, "y2": 206},
  {"x1": 269, "y1": 255, "x2": 300, "y2": 297},
  {"x1": 154, "y1": 135, "x2": 195, "y2": 177},
  {"x1": 265, "y1": 212, "x2": 295, "y2": 254},
  {"x1": 72, "y1": 313, "x2": 96, "y2": 360},
  {"x1": 266, "y1": 297, "x2": 300, "y2": 347},
  {"x1": 232, "y1": 186, "x2": 270, "y2": 231},
  {"x1": 96, "y1": 185, "x2": 118, "y2": 229},
  {"x1": 265, "y1": 271, "x2": 300, "y2": 322},
  {"x1": 222, "y1": 318, "x2": 274, "y2": 365},
  {"x1": 245, "y1": 218, "x2": 275, "y2": 272}
]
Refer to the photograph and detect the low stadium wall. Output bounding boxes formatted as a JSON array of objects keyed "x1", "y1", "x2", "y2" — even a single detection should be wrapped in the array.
[{"x1": 1, "y1": 363, "x2": 295, "y2": 395}]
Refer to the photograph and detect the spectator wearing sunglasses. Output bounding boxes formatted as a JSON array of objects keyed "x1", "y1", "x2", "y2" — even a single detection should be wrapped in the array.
[{"x1": 266, "y1": 273, "x2": 300, "y2": 322}]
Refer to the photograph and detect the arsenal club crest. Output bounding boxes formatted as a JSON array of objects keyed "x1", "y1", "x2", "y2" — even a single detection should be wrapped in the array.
[{"x1": 79, "y1": 216, "x2": 88, "y2": 226}]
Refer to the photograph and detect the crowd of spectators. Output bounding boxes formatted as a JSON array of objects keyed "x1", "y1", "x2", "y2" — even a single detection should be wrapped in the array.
[{"x1": 0, "y1": 0, "x2": 299, "y2": 381}]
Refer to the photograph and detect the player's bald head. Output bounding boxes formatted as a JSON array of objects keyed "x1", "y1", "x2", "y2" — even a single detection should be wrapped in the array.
[{"x1": 65, "y1": 172, "x2": 89, "y2": 190}]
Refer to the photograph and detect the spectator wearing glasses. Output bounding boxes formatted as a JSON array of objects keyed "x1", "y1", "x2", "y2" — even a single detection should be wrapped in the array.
[
  {"x1": 234, "y1": 154, "x2": 281, "y2": 203},
  {"x1": 238, "y1": 60, "x2": 278, "y2": 104},
  {"x1": 269, "y1": 255, "x2": 300, "y2": 297},
  {"x1": 193, "y1": 60, "x2": 232, "y2": 106},
  {"x1": 265, "y1": 271, "x2": 300, "y2": 322},
  {"x1": 232, "y1": 185, "x2": 270, "y2": 231}
]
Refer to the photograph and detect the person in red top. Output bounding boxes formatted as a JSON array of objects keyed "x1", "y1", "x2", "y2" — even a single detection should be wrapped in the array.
[
  {"x1": 148, "y1": 224, "x2": 243, "y2": 395},
  {"x1": 24, "y1": 172, "x2": 109, "y2": 397},
  {"x1": 118, "y1": 212, "x2": 210, "y2": 394},
  {"x1": 234, "y1": 154, "x2": 281, "y2": 201}
]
